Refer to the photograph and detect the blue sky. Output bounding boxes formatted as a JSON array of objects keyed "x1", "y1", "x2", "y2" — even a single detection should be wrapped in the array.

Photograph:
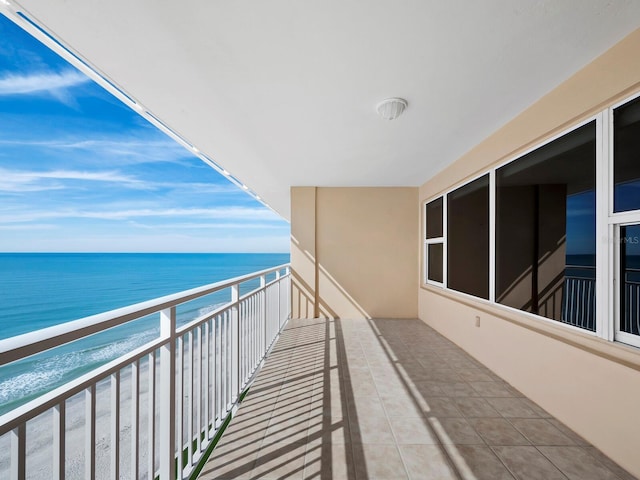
[{"x1": 0, "y1": 14, "x2": 290, "y2": 252}]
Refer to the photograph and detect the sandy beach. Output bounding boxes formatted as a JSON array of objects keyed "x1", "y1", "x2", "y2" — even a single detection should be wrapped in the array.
[{"x1": 1, "y1": 355, "x2": 161, "y2": 480}]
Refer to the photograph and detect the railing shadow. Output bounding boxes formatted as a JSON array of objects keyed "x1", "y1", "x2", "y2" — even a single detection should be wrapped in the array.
[{"x1": 197, "y1": 318, "x2": 363, "y2": 479}]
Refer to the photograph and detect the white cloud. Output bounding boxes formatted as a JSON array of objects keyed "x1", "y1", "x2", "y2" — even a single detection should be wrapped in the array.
[
  {"x1": 0, "y1": 137, "x2": 193, "y2": 165},
  {"x1": 0, "y1": 224, "x2": 56, "y2": 231},
  {"x1": 0, "y1": 168, "x2": 145, "y2": 192},
  {"x1": 127, "y1": 221, "x2": 290, "y2": 230},
  {"x1": 0, "y1": 70, "x2": 89, "y2": 96},
  {"x1": 0, "y1": 206, "x2": 284, "y2": 223}
]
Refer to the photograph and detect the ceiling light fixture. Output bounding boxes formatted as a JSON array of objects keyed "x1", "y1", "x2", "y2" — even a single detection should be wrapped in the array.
[{"x1": 376, "y1": 97, "x2": 408, "y2": 120}]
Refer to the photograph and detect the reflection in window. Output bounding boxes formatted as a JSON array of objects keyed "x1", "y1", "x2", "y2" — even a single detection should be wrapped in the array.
[
  {"x1": 496, "y1": 122, "x2": 596, "y2": 330},
  {"x1": 620, "y1": 225, "x2": 640, "y2": 336},
  {"x1": 447, "y1": 175, "x2": 489, "y2": 299},
  {"x1": 614, "y1": 96, "x2": 640, "y2": 213},
  {"x1": 425, "y1": 197, "x2": 444, "y2": 284},
  {"x1": 426, "y1": 197, "x2": 443, "y2": 239},
  {"x1": 428, "y1": 243, "x2": 443, "y2": 283}
]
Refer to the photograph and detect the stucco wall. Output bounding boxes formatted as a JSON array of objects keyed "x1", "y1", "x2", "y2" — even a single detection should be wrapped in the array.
[
  {"x1": 291, "y1": 186, "x2": 418, "y2": 319},
  {"x1": 419, "y1": 28, "x2": 640, "y2": 476}
]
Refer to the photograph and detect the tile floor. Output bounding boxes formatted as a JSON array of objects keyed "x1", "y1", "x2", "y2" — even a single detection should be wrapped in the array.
[{"x1": 198, "y1": 318, "x2": 637, "y2": 480}]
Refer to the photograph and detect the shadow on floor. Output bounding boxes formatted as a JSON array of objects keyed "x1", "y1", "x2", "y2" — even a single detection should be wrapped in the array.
[{"x1": 198, "y1": 318, "x2": 637, "y2": 480}]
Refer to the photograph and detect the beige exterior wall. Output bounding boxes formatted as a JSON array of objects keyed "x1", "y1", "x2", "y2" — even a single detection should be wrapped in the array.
[
  {"x1": 419, "y1": 28, "x2": 640, "y2": 476},
  {"x1": 291, "y1": 186, "x2": 418, "y2": 319}
]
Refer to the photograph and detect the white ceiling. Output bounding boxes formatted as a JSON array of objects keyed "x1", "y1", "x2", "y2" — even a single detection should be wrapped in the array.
[{"x1": 8, "y1": 1, "x2": 640, "y2": 219}]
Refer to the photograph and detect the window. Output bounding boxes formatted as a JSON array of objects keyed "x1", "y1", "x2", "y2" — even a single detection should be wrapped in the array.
[
  {"x1": 496, "y1": 121, "x2": 596, "y2": 331},
  {"x1": 614, "y1": 96, "x2": 640, "y2": 345},
  {"x1": 425, "y1": 197, "x2": 444, "y2": 284},
  {"x1": 614, "y1": 96, "x2": 640, "y2": 213},
  {"x1": 447, "y1": 175, "x2": 489, "y2": 299},
  {"x1": 421, "y1": 91, "x2": 640, "y2": 350},
  {"x1": 620, "y1": 225, "x2": 640, "y2": 337}
]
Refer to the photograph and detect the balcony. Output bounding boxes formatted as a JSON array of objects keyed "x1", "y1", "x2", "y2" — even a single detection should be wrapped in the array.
[
  {"x1": 0, "y1": 265, "x2": 637, "y2": 479},
  {"x1": 199, "y1": 317, "x2": 636, "y2": 480}
]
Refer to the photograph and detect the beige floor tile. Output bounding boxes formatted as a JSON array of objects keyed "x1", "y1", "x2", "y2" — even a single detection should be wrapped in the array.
[
  {"x1": 350, "y1": 414, "x2": 396, "y2": 444},
  {"x1": 197, "y1": 443, "x2": 258, "y2": 480},
  {"x1": 582, "y1": 446, "x2": 638, "y2": 480},
  {"x1": 430, "y1": 417, "x2": 485, "y2": 445},
  {"x1": 303, "y1": 439, "x2": 355, "y2": 480},
  {"x1": 509, "y1": 419, "x2": 575, "y2": 446},
  {"x1": 486, "y1": 397, "x2": 541, "y2": 418},
  {"x1": 456, "y1": 368, "x2": 497, "y2": 383},
  {"x1": 399, "y1": 445, "x2": 458, "y2": 480},
  {"x1": 346, "y1": 395, "x2": 386, "y2": 417},
  {"x1": 538, "y1": 446, "x2": 622, "y2": 480},
  {"x1": 379, "y1": 391, "x2": 426, "y2": 417},
  {"x1": 447, "y1": 445, "x2": 515, "y2": 480},
  {"x1": 307, "y1": 413, "x2": 352, "y2": 444},
  {"x1": 388, "y1": 416, "x2": 440, "y2": 444},
  {"x1": 439, "y1": 382, "x2": 479, "y2": 397},
  {"x1": 415, "y1": 380, "x2": 447, "y2": 397},
  {"x1": 545, "y1": 419, "x2": 590, "y2": 446},
  {"x1": 197, "y1": 319, "x2": 633, "y2": 480},
  {"x1": 492, "y1": 446, "x2": 566, "y2": 480},
  {"x1": 262, "y1": 413, "x2": 310, "y2": 445},
  {"x1": 469, "y1": 381, "x2": 519, "y2": 397},
  {"x1": 469, "y1": 418, "x2": 530, "y2": 446},
  {"x1": 352, "y1": 444, "x2": 409, "y2": 480},
  {"x1": 453, "y1": 397, "x2": 501, "y2": 418},
  {"x1": 423, "y1": 397, "x2": 464, "y2": 418},
  {"x1": 250, "y1": 441, "x2": 307, "y2": 480}
]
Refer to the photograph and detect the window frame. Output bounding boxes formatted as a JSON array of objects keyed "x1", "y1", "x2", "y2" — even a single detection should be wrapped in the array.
[
  {"x1": 610, "y1": 91, "x2": 640, "y2": 348},
  {"x1": 446, "y1": 173, "x2": 491, "y2": 300},
  {"x1": 421, "y1": 92, "x2": 640, "y2": 349},
  {"x1": 422, "y1": 113, "x2": 609, "y2": 340},
  {"x1": 423, "y1": 195, "x2": 445, "y2": 287}
]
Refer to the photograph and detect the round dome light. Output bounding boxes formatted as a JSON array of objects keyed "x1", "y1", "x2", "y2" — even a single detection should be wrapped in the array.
[{"x1": 376, "y1": 97, "x2": 408, "y2": 120}]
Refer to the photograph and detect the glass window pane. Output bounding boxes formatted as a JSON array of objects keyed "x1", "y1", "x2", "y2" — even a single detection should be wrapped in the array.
[
  {"x1": 447, "y1": 175, "x2": 489, "y2": 299},
  {"x1": 426, "y1": 197, "x2": 443, "y2": 239},
  {"x1": 614, "y1": 96, "x2": 640, "y2": 213},
  {"x1": 620, "y1": 225, "x2": 640, "y2": 336},
  {"x1": 496, "y1": 121, "x2": 596, "y2": 331},
  {"x1": 428, "y1": 243, "x2": 443, "y2": 283}
]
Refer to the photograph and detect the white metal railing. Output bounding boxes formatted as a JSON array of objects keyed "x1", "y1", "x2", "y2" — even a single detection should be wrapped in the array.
[
  {"x1": 561, "y1": 266, "x2": 640, "y2": 333},
  {"x1": 622, "y1": 272, "x2": 640, "y2": 336},
  {"x1": 0, "y1": 264, "x2": 290, "y2": 480},
  {"x1": 562, "y1": 275, "x2": 596, "y2": 331}
]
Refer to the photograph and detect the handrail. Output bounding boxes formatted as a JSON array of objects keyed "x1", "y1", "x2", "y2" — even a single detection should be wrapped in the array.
[
  {"x1": 0, "y1": 263, "x2": 291, "y2": 480},
  {"x1": 0, "y1": 263, "x2": 289, "y2": 366}
]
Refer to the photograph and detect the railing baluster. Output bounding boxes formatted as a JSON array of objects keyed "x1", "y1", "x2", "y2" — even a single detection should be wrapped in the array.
[
  {"x1": 53, "y1": 401, "x2": 65, "y2": 480},
  {"x1": 187, "y1": 329, "x2": 194, "y2": 470},
  {"x1": 195, "y1": 326, "x2": 202, "y2": 460},
  {"x1": 214, "y1": 315, "x2": 221, "y2": 428},
  {"x1": 147, "y1": 351, "x2": 156, "y2": 480},
  {"x1": 636, "y1": 285, "x2": 640, "y2": 335},
  {"x1": 85, "y1": 385, "x2": 96, "y2": 480},
  {"x1": 176, "y1": 334, "x2": 184, "y2": 477},
  {"x1": 11, "y1": 424, "x2": 25, "y2": 480},
  {"x1": 159, "y1": 307, "x2": 176, "y2": 480},
  {"x1": 131, "y1": 359, "x2": 139, "y2": 480},
  {"x1": 110, "y1": 371, "x2": 120, "y2": 480},
  {"x1": 232, "y1": 284, "x2": 239, "y2": 404},
  {"x1": 203, "y1": 321, "x2": 210, "y2": 442}
]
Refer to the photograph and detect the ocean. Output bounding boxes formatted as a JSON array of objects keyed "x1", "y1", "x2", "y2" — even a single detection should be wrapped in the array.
[{"x1": 0, "y1": 253, "x2": 289, "y2": 414}]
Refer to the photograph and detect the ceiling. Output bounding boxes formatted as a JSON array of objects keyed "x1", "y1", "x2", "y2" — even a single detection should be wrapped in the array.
[{"x1": 6, "y1": 1, "x2": 640, "y2": 220}]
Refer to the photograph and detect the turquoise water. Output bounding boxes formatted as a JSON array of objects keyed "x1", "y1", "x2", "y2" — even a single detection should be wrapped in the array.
[{"x1": 0, "y1": 253, "x2": 289, "y2": 414}]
